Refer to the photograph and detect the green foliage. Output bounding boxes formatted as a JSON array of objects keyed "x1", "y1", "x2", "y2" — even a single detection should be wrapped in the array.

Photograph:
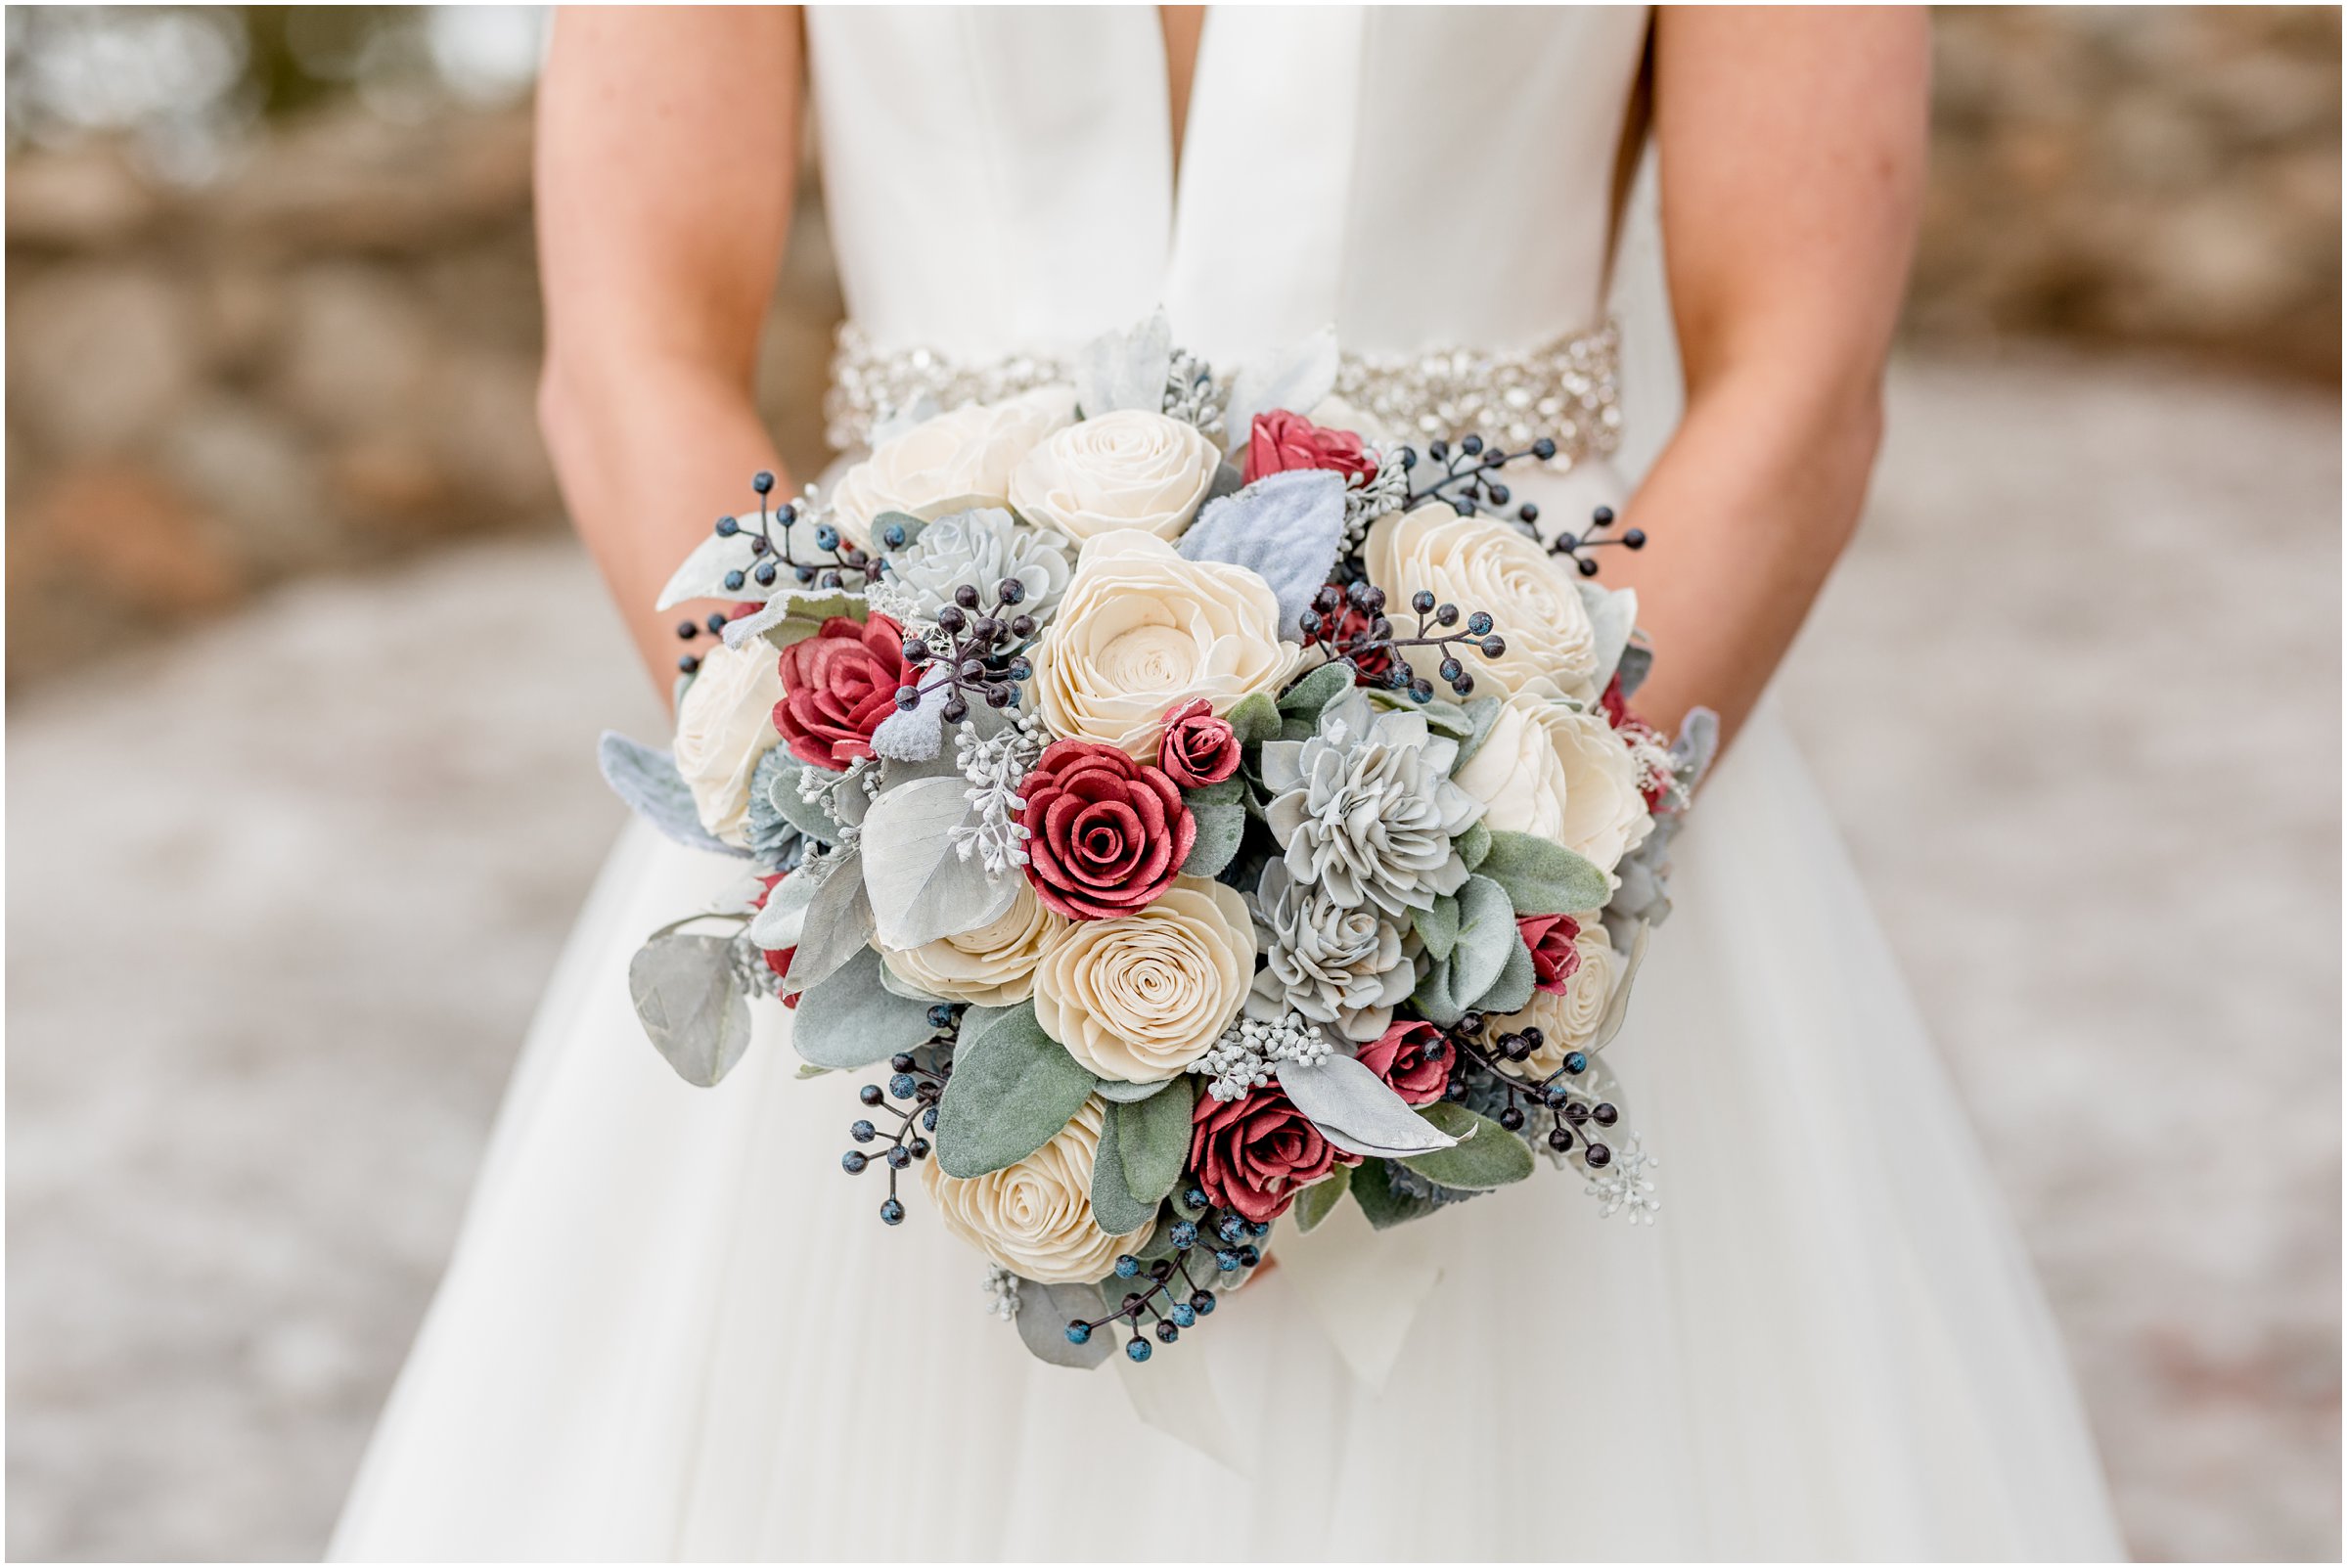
[{"x1": 933, "y1": 1003, "x2": 1097, "y2": 1178}]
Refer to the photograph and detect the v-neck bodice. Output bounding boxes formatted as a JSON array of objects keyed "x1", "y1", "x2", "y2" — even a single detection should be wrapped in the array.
[{"x1": 804, "y1": 6, "x2": 1650, "y2": 368}]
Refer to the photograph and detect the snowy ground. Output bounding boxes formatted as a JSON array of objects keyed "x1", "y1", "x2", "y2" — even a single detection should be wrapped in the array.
[{"x1": 7, "y1": 349, "x2": 2339, "y2": 1561}]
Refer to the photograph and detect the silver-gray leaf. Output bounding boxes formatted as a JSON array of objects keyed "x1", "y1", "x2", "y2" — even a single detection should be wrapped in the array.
[
  {"x1": 1224, "y1": 327, "x2": 1339, "y2": 452},
  {"x1": 1275, "y1": 1053, "x2": 1461, "y2": 1159},
  {"x1": 1176, "y1": 469, "x2": 1347, "y2": 641},
  {"x1": 1076, "y1": 308, "x2": 1173, "y2": 418},
  {"x1": 791, "y1": 947, "x2": 944, "y2": 1070},
  {"x1": 720, "y1": 588, "x2": 869, "y2": 650},
  {"x1": 869, "y1": 678, "x2": 950, "y2": 762},
  {"x1": 628, "y1": 933, "x2": 754, "y2": 1087},
  {"x1": 1577, "y1": 581, "x2": 1638, "y2": 695},
  {"x1": 782, "y1": 853, "x2": 874, "y2": 990},
  {"x1": 598, "y1": 732, "x2": 750, "y2": 859},
  {"x1": 1015, "y1": 1278, "x2": 1112, "y2": 1369},
  {"x1": 745, "y1": 867, "x2": 820, "y2": 949}
]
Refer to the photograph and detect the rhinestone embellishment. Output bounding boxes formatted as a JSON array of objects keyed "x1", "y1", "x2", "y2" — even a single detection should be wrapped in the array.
[{"x1": 825, "y1": 320, "x2": 1621, "y2": 469}]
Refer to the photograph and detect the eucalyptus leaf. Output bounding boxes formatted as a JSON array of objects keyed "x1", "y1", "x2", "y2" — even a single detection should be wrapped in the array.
[
  {"x1": 781, "y1": 854, "x2": 874, "y2": 990},
  {"x1": 1349, "y1": 1158, "x2": 1437, "y2": 1232},
  {"x1": 597, "y1": 733, "x2": 749, "y2": 859},
  {"x1": 628, "y1": 933, "x2": 754, "y2": 1088},
  {"x1": 745, "y1": 866, "x2": 819, "y2": 949},
  {"x1": 768, "y1": 760, "x2": 844, "y2": 844},
  {"x1": 934, "y1": 1002, "x2": 1098, "y2": 1178},
  {"x1": 791, "y1": 947, "x2": 941, "y2": 1070},
  {"x1": 1090, "y1": 1111, "x2": 1159, "y2": 1235},
  {"x1": 1449, "y1": 874, "x2": 1517, "y2": 1005},
  {"x1": 868, "y1": 510, "x2": 927, "y2": 552},
  {"x1": 1276, "y1": 1053, "x2": 1461, "y2": 1159},
  {"x1": 859, "y1": 775, "x2": 1020, "y2": 951},
  {"x1": 1015, "y1": 1278, "x2": 1112, "y2": 1369},
  {"x1": 1455, "y1": 819, "x2": 1492, "y2": 874},
  {"x1": 1672, "y1": 706, "x2": 1721, "y2": 794},
  {"x1": 1115, "y1": 1078, "x2": 1195, "y2": 1206},
  {"x1": 1477, "y1": 829, "x2": 1610, "y2": 916},
  {"x1": 1175, "y1": 469, "x2": 1346, "y2": 641},
  {"x1": 1181, "y1": 803, "x2": 1245, "y2": 877},
  {"x1": 1095, "y1": 1076, "x2": 1174, "y2": 1103},
  {"x1": 1293, "y1": 1163, "x2": 1350, "y2": 1233},
  {"x1": 1414, "y1": 893, "x2": 1461, "y2": 963},
  {"x1": 1398, "y1": 1102, "x2": 1535, "y2": 1190}
]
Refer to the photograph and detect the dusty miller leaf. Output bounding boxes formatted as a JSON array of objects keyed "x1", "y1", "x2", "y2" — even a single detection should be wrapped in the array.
[
  {"x1": 628, "y1": 933, "x2": 754, "y2": 1087},
  {"x1": 720, "y1": 588, "x2": 869, "y2": 649},
  {"x1": 1175, "y1": 469, "x2": 1346, "y2": 641},
  {"x1": 598, "y1": 733, "x2": 749, "y2": 859},
  {"x1": 870, "y1": 678, "x2": 951, "y2": 763},
  {"x1": 1075, "y1": 308, "x2": 1172, "y2": 417}
]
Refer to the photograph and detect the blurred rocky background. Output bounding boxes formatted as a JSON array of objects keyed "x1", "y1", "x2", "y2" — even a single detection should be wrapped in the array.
[{"x1": 7, "y1": 7, "x2": 2339, "y2": 1561}]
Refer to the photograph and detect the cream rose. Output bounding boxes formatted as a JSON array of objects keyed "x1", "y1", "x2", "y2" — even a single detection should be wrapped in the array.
[
  {"x1": 1453, "y1": 693, "x2": 1654, "y2": 875},
  {"x1": 1490, "y1": 918, "x2": 1619, "y2": 1077},
  {"x1": 1008, "y1": 408, "x2": 1220, "y2": 542},
  {"x1": 671, "y1": 636, "x2": 785, "y2": 846},
  {"x1": 921, "y1": 1095, "x2": 1149, "y2": 1283},
  {"x1": 829, "y1": 387, "x2": 1075, "y2": 539},
  {"x1": 1030, "y1": 531, "x2": 1299, "y2": 757},
  {"x1": 1031, "y1": 878, "x2": 1255, "y2": 1083},
  {"x1": 880, "y1": 882, "x2": 1067, "y2": 1007},
  {"x1": 1364, "y1": 503, "x2": 1600, "y2": 700}
]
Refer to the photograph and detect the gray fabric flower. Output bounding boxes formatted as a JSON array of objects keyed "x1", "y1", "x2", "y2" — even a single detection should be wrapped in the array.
[
  {"x1": 1244, "y1": 860, "x2": 1418, "y2": 1042},
  {"x1": 1259, "y1": 686, "x2": 1483, "y2": 917},
  {"x1": 879, "y1": 506, "x2": 1073, "y2": 636}
]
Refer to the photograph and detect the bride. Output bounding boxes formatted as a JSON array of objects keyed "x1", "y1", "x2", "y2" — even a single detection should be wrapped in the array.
[{"x1": 334, "y1": 8, "x2": 2122, "y2": 1559}]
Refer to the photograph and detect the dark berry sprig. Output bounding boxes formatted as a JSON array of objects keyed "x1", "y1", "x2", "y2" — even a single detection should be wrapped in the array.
[
  {"x1": 1061, "y1": 1194, "x2": 1269, "y2": 1363},
  {"x1": 1296, "y1": 580, "x2": 1509, "y2": 703},
  {"x1": 1438, "y1": 1011, "x2": 1619, "y2": 1169},
  {"x1": 892, "y1": 577, "x2": 1037, "y2": 723},
  {"x1": 1399, "y1": 432, "x2": 1557, "y2": 525},
  {"x1": 839, "y1": 1023, "x2": 956, "y2": 1225},
  {"x1": 1540, "y1": 503, "x2": 1647, "y2": 580}
]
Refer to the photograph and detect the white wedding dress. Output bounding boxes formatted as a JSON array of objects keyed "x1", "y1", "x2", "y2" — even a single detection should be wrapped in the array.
[{"x1": 333, "y1": 9, "x2": 2123, "y2": 1560}]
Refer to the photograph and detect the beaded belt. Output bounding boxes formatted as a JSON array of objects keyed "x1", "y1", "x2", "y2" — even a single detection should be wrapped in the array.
[{"x1": 824, "y1": 319, "x2": 1622, "y2": 468}]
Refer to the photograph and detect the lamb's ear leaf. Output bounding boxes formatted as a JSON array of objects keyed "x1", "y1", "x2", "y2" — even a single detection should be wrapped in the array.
[
  {"x1": 628, "y1": 934, "x2": 754, "y2": 1087},
  {"x1": 1469, "y1": 931, "x2": 1537, "y2": 1016},
  {"x1": 1090, "y1": 1111, "x2": 1159, "y2": 1236},
  {"x1": 1348, "y1": 1158, "x2": 1438, "y2": 1231},
  {"x1": 1225, "y1": 690, "x2": 1283, "y2": 745},
  {"x1": 1115, "y1": 1077, "x2": 1196, "y2": 1207},
  {"x1": 1015, "y1": 1278, "x2": 1112, "y2": 1369},
  {"x1": 781, "y1": 854, "x2": 874, "y2": 990},
  {"x1": 1094, "y1": 1075, "x2": 1174, "y2": 1103},
  {"x1": 1293, "y1": 1163, "x2": 1351, "y2": 1233},
  {"x1": 791, "y1": 947, "x2": 939, "y2": 1070},
  {"x1": 1449, "y1": 874, "x2": 1518, "y2": 1006},
  {"x1": 1454, "y1": 819, "x2": 1492, "y2": 874},
  {"x1": 1276, "y1": 1053, "x2": 1461, "y2": 1158},
  {"x1": 1476, "y1": 829, "x2": 1609, "y2": 916},
  {"x1": 598, "y1": 733, "x2": 750, "y2": 859},
  {"x1": 1276, "y1": 660, "x2": 1353, "y2": 736},
  {"x1": 934, "y1": 1003, "x2": 1098, "y2": 1177},
  {"x1": 1577, "y1": 581, "x2": 1638, "y2": 696},
  {"x1": 1175, "y1": 469, "x2": 1347, "y2": 641},
  {"x1": 1181, "y1": 803, "x2": 1245, "y2": 877},
  {"x1": 1414, "y1": 893, "x2": 1462, "y2": 963},
  {"x1": 1398, "y1": 1101, "x2": 1535, "y2": 1191},
  {"x1": 720, "y1": 588, "x2": 868, "y2": 649}
]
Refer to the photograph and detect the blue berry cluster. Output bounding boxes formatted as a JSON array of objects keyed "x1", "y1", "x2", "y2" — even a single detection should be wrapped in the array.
[
  {"x1": 674, "y1": 470, "x2": 881, "y2": 675},
  {"x1": 1439, "y1": 1010, "x2": 1618, "y2": 1169},
  {"x1": 1394, "y1": 431, "x2": 1648, "y2": 580},
  {"x1": 839, "y1": 1039, "x2": 954, "y2": 1227},
  {"x1": 891, "y1": 576, "x2": 1037, "y2": 725},
  {"x1": 1298, "y1": 580, "x2": 1508, "y2": 703},
  {"x1": 1061, "y1": 1192, "x2": 1271, "y2": 1364}
]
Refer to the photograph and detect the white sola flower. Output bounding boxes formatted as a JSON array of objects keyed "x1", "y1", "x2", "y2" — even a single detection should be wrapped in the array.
[
  {"x1": 880, "y1": 506, "x2": 1074, "y2": 635},
  {"x1": 1244, "y1": 860, "x2": 1416, "y2": 1042},
  {"x1": 1259, "y1": 685, "x2": 1483, "y2": 917}
]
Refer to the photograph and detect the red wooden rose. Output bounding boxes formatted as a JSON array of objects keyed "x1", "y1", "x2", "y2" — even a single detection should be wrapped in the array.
[
  {"x1": 1017, "y1": 740, "x2": 1196, "y2": 920},
  {"x1": 770, "y1": 613, "x2": 910, "y2": 769},
  {"x1": 1355, "y1": 1020, "x2": 1453, "y2": 1106},
  {"x1": 1189, "y1": 1084, "x2": 1358, "y2": 1225},
  {"x1": 1240, "y1": 409, "x2": 1379, "y2": 486},
  {"x1": 1516, "y1": 914, "x2": 1585, "y2": 995},
  {"x1": 1155, "y1": 697, "x2": 1241, "y2": 787}
]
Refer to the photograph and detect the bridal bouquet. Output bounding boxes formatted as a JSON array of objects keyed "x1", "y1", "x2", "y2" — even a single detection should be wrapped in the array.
[{"x1": 601, "y1": 313, "x2": 1714, "y2": 1367}]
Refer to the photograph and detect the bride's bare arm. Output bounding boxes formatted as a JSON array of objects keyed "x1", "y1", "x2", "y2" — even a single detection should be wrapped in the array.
[
  {"x1": 1609, "y1": 8, "x2": 1928, "y2": 745},
  {"x1": 535, "y1": 7, "x2": 803, "y2": 695}
]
